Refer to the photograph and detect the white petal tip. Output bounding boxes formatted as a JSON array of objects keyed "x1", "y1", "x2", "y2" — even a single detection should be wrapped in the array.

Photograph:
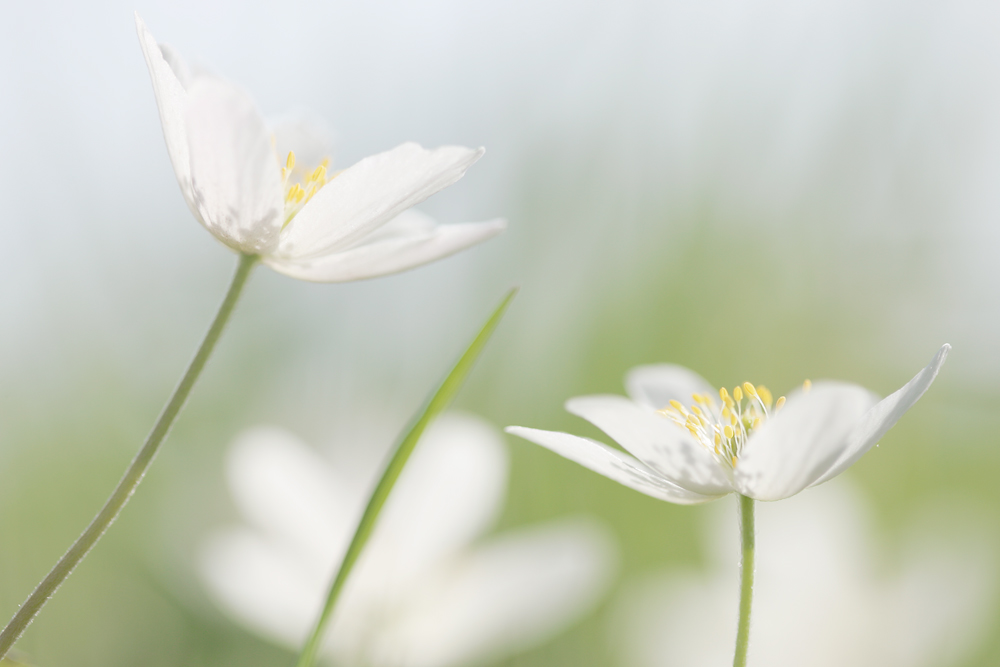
[{"x1": 929, "y1": 344, "x2": 950, "y2": 373}]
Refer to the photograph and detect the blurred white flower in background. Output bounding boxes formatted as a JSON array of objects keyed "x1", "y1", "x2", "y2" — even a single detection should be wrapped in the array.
[
  {"x1": 135, "y1": 14, "x2": 505, "y2": 282},
  {"x1": 508, "y1": 345, "x2": 949, "y2": 503},
  {"x1": 609, "y1": 482, "x2": 996, "y2": 667},
  {"x1": 200, "y1": 413, "x2": 617, "y2": 667}
]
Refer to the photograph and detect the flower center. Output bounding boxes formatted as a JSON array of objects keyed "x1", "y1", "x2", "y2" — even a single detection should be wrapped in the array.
[
  {"x1": 657, "y1": 381, "x2": 808, "y2": 468},
  {"x1": 281, "y1": 151, "x2": 334, "y2": 227}
]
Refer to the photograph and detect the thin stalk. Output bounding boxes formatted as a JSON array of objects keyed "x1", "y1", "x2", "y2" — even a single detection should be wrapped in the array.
[
  {"x1": 294, "y1": 288, "x2": 517, "y2": 667},
  {"x1": 0, "y1": 253, "x2": 258, "y2": 658},
  {"x1": 733, "y1": 494, "x2": 755, "y2": 667}
]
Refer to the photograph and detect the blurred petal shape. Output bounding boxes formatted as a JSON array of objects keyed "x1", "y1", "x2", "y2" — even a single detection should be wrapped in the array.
[
  {"x1": 200, "y1": 413, "x2": 616, "y2": 667},
  {"x1": 608, "y1": 482, "x2": 996, "y2": 667}
]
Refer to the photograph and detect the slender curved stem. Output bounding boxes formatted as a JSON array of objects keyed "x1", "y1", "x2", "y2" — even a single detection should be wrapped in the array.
[
  {"x1": 294, "y1": 288, "x2": 517, "y2": 667},
  {"x1": 0, "y1": 253, "x2": 258, "y2": 658},
  {"x1": 733, "y1": 494, "x2": 755, "y2": 667}
]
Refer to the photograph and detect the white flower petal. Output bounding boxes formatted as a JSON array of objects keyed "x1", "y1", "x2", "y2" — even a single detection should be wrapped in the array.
[
  {"x1": 183, "y1": 77, "x2": 284, "y2": 254},
  {"x1": 565, "y1": 395, "x2": 733, "y2": 496},
  {"x1": 225, "y1": 427, "x2": 359, "y2": 559},
  {"x1": 270, "y1": 111, "x2": 334, "y2": 168},
  {"x1": 810, "y1": 344, "x2": 951, "y2": 488},
  {"x1": 264, "y1": 213, "x2": 506, "y2": 282},
  {"x1": 354, "y1": 414, "x2": 508, "y2": 594},
  {"x1": 277, "y1": 142, "x2": 484, "y2": 258},
  {"x1": 135, "y1": 14, "x2": 193, "y2": 207},
  {"x1": 370, "y1": 518, "x2": 616, "y2": 667},
  {"x1": 624, "y1": 364, "x2": 717, "y2": 411},
  {"x1": 199, "y1": 528, "x2": 323, "y2": 648},
  {"x1": 734, "y1": 382, "x2": 879, "y2": 500},
  {"x1": 505, "y1": 426, "x2": 723, "y2": 504}
]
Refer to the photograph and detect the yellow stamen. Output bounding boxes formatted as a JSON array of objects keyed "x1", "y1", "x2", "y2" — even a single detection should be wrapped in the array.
[
  {"x1": 743, "y1": 382, "x2": 757, "y2": 397},
  {"x1": 731, "y1": 455, "x2": 737, "y2": 467},
  {"x1": 724, "y1": 425, "x2": 734, "y2": 439},
  {"x1": 775, "y1": 396, "x2": 786, "y2": 410},
  {"x1": 669, "y1": 399, "x2": 684, "y2": 412},
  {"x1": 719, "y1": 387, "x2": 730, "y2": 402},
  {"x1": 803, "y1": 379, "x2": 812, "y2": 393},
  {"x1": 753, "y1": 417, "x2": 762, "y2": 429},
  {"x1": 286, "y1": 151, "x2": 296, "y2": 170},
  {"x1": 758, "y1": 386, "x2": 772, "y2": 406},
  {"x1": 733, "y1": 386, "x2": 743, "y2": 402}
]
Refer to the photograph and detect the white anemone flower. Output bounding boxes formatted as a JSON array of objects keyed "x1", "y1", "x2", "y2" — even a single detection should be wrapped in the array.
[
  {"x1": 609, "y1": 482, "x2": 997, "y2": 667},
  {"x1": 507, "y1": 345, "x2": 949, "y2": 503},
  {"x1": 136, "y1": 14, "x2": 505, "y2": 282},
  {"x1": 199, "y1": 414, "x2": 616, "y2": 667}
]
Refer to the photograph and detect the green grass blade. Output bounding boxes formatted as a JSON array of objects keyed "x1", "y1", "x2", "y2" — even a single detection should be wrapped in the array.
[{"x1": 295, "y1": 287, "x2": 517, "y2": 667}]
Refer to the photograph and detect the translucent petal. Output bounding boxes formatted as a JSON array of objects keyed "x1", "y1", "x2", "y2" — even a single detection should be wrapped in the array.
[
  {"x1": 184, "y1": 77, "x2": 284, "y2": 253},
  {"x1": 270, "y1": 110, "x2": 334, "y2": 168},
  {"x1": 733, "y1": 382, "x2": 878, "y2": 500},
  {"x1": 135, "y1": 14, "x2": 194, "y2": 209},
  {"x1": 277, "y1": 142, "x2": 483, "y2": 258},
  {"x1": 265, "y1": 210, "x2": 505, "y2": 282},
  {"x1": 565, "y1": 395, "x2": 733, "y2": 496},
  {"x1": 625, "y1": 364, "x2": 717, "y2": 411},
  {"x1": 809, "y1": 344, "x2": 951, "y2": 487},
  {"x1": 505, "y1": 426, "x2": 724, "y2": 504}
]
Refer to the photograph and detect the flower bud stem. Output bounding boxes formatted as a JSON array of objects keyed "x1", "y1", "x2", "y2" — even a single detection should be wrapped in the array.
[
  {"x1": 733, "y1": 494, "x2": 756, "y2": 667},
  {"x1": 0, "y1": 253, "x2": 258, "y2": 658}
]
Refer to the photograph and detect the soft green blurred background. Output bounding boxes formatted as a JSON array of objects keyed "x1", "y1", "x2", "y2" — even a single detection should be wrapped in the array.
[{"x1": 1, "y1": 1, "x2": 998, "y2": 665}]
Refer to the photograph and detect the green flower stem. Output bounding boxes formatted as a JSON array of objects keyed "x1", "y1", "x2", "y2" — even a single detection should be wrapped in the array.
[
  {"x1": 0, "y1": 252, "x2": 258, "y2": 659},
  {"x1": 733, "y1": 494, "x2": 756, "y2": 667},
  {"x1": 294, "y1": 288, "x2": 517, "y2": 667}
]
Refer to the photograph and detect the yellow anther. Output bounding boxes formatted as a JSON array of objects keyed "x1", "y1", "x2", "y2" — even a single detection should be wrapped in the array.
[
  {"x1": 719, "y1": 387, "x2": 730, "y2": 402},
  {"x1": 803, "y1": 379, "x2": 812, "y2": 393},
  {"x1": 775, "y1": 396, "x2": 786, "y2": 410},
  {"x1": 285, "y1": 184, "x2": 301, "y2": 202},
  {"x1": 733, "y1": 386, "x2": 743, "y2": 402},
  {"x1": 309, "y1": 164, "x2": 327, "y2": 183},
  {"x1": 724, "y1": 425, "x2": 734, "y2": 439},
  {"x1": 758, "y1": 386, "x2": 772, "y2": 405},
  {"x1": 743, "y1": 382, "x2": 757, "y2": 397},
  {"x1": 691, "y1": 405, "x2": 703, "y2": 417},
  {"x1": 669, "y1": 399, "x2": 684, "y2": 412},
  {"x1": 753, "y1": 417, "x2": 762, "y2": 429},
  {"x1": 731, "y1": 455, "x2": 737, "y2": 467},
  {"x1": 286, "y1": 151, "x2": 296, "y2": 170},
  {"x1": 722, "y1": 407, "x2": 731, "y2": 420},
  {"x1": 714, "y1": 432, "x2": 721, "y2": 445}
]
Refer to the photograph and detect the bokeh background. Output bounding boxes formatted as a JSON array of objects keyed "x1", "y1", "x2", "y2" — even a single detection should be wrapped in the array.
[{"x1": 1, "y1": 0, "x2": 999, "y2": 665}]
